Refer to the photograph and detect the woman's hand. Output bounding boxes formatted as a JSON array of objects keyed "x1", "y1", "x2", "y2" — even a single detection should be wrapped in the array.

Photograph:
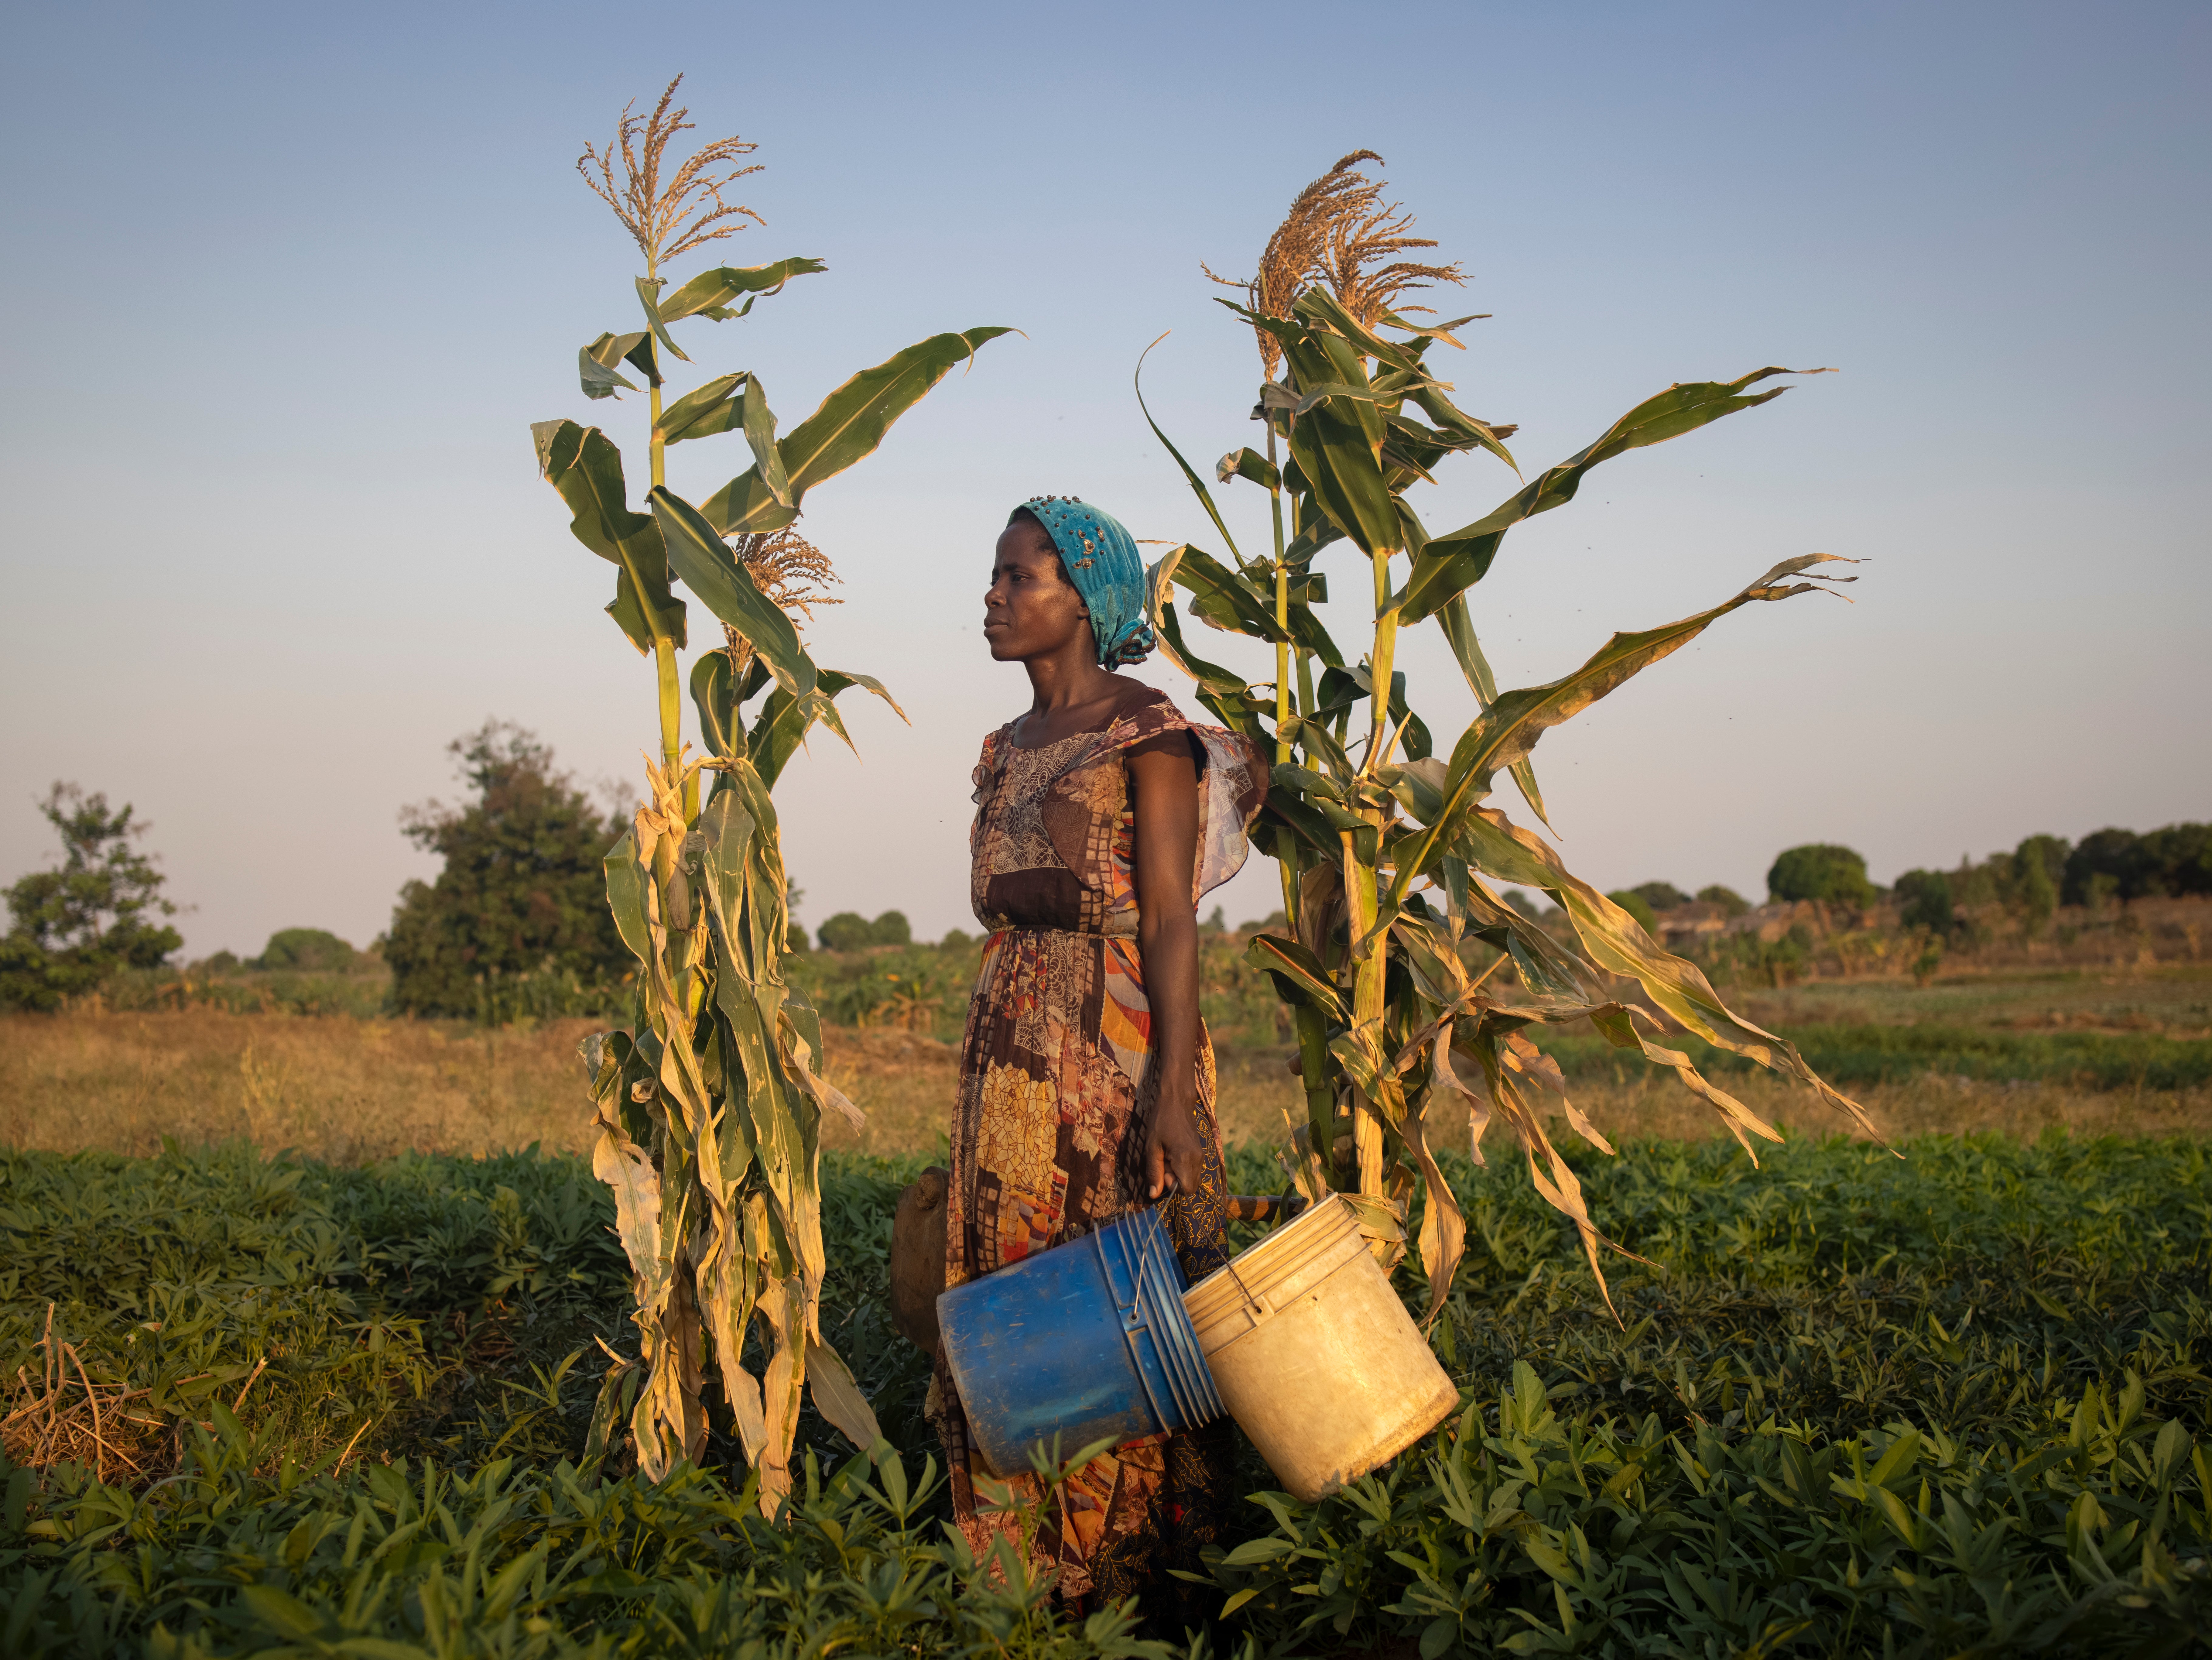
[{"x1": 1146, "y1": 1087, "x2": 1204, "y2": 1200}]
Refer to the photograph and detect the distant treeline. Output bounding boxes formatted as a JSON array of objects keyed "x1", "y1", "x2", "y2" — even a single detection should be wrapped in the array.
[
  {"x1": 2, "y1": 716, "x2": 2203, "y2": 1018},
  {"x1": 1596, "y1": 825, "x2": 2208, "y2": 937}
]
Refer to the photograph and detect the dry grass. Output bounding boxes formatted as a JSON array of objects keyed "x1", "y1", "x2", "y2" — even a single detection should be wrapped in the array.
[{"x1": 7, "y1": 1007, "x2": 2203, "y2": 1170}]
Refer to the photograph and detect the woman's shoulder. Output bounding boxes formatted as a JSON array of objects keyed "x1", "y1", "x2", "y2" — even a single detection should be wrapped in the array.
[{"x1": 1102, "y1": 680, "x2": 1181, "y2": 738}]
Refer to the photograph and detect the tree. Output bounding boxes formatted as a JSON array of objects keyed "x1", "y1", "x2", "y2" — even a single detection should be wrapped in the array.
[
  {"x1": 1627, "y1": 881, "x2": 1689, "y2": 912},
  {"x1": 0, "y1": 784, "x2": 181, "y2": 1011},
  {"x1": 1892, "y1": 869, "x2": 1954, "y2": 934},
  {"x1": 1696, "y1": 884, "x2": 1751, "y2": 918},
  {"x1": 1767, "y1": 843, "x2": 1873, "y2": 908},
  {"x1": 2141, "y1": 823, "x2": 2212, "y2": 897},
  {"x1": 2012, "y1": 835, "x2": 2065, "y2": 933},
  {"x1": 384, "y1": 722, "x2": 631, "y2": 1016}
]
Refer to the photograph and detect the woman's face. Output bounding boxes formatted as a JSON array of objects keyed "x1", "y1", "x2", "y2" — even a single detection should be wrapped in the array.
[{"x1": 983, "y1": 521, "x2": 1092, "y2": 662}]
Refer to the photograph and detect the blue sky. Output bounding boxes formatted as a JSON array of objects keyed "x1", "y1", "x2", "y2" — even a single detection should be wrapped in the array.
[{"x1": 2, "y1": 0, "x2": 2205, "y2": 955}]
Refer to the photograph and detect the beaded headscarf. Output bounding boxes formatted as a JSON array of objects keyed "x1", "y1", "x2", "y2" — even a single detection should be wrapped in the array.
[{"x1": 1011, "y1": 496, "x2": 1156, "y2": 668}]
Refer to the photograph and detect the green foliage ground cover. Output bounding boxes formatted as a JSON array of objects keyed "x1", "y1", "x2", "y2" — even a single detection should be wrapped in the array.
[{"x1": 5, "y1": 1133, "x2": 2212, "y2": 1655}]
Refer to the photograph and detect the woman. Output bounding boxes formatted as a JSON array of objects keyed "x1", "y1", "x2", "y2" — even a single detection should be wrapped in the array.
[{"x1": 928, "y1": 496, "x2": 1267, "y2": 1619}]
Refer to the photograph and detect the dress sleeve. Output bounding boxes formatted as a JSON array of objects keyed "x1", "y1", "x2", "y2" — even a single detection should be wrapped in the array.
[
  {"x1": 1108, "y1": 695, "x2": 1269, "y2": 900},
  {"x1": 1123, "y1": 728, "x2": 1202, "y2": 768}
]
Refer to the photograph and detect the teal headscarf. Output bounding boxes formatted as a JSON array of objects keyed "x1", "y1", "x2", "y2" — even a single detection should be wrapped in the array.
[{"x1": 1014, "y1": 496, "x2": 1155, "y2": 667}]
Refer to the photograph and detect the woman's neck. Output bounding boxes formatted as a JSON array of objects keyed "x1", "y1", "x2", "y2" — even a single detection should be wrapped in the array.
[{"x1": 1022, "y1": 646, "x2": 1118, "y2": 715}]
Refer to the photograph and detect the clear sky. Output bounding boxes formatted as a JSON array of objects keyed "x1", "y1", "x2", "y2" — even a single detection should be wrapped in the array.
[{"x1": 2, "y1": 1, "x2": 2205, "y2": 957}]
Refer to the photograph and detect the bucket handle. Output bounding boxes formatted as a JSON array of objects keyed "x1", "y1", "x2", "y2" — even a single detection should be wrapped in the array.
[{"x1": 1224, "y1": 1256, "x2": 1265, "y2": 1320}]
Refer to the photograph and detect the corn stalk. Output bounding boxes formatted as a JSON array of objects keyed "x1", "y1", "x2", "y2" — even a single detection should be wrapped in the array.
[
  {"x1": 533, "y1": 158, "x2": 1007, "y2": 1506},
  {"x1": 1143, "y1": 258, "x2": 1876, "y2": 1320}
]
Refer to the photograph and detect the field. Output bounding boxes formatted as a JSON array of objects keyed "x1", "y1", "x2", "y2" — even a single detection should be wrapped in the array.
[
  {"x1": 13, "y1": 956, "x2": 2209, "y2": 1163},
  {"x1": 4, "y1": 959, "x2": 2211, "y2": 1655}
]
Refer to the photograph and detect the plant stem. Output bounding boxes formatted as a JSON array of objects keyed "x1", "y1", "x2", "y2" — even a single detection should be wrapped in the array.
[
  {"x1": 1268, "y1": 424, "x2": 1337, "y2": 1181},
  {"x1": 646, "y1": 328, "x2": 697, "y2": 824},
  {"x1": 1346, "y1": 544, "x2": 1402, "y2": 1198},
  {"x1": 1266, "y1": 425, "x2": 1295, "y2": 922}
]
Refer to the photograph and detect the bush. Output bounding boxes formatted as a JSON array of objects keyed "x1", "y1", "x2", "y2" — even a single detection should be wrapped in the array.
[
  {"x1": 1696, "y1": 883, "x2": 1751, "y2": 918},
  {"x1": 254, "y1": 927, "x2": 360, "y2": 973},
  {"x1": 817, "y1": 910, "x2": 912, "y2": 952},
  {"x1": 1892, "y1": 868, "x2": 1954, "y2": 934},
  {"x1": 0, "y1": 784, "x2": 181, "y2": 1011},
  {"x1": 383, "y1": 722, "x2": 631, "y2": 1018},
  {"x1": 1767, "y1": 842, "x2": 1872, "y2": 907}
]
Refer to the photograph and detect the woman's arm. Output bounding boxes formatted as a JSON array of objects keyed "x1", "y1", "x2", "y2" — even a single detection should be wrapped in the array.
[{"x1": 1128, "y1": 742, "x2": 1204, "y2": 1200}]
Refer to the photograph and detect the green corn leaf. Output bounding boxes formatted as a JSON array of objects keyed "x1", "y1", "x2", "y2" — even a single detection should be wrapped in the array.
[
  {"x1": 656, "y1": 372, "x2": 747, "y2": 446},
  {"x1": 1396, "y1": 367, "x2": 1834, "y2": 622},
  {"x1": 1273, "y1": 763, "x2": 1343, "y2": 802},
  {"x1": 1437, "y1": 594, "x2": 1549, "y2": 831},
  {"x1": 579, "y1": 331, "x2": 649, "y2": 399},
  {"x1": 697, "y1": 791, "x2": 758, "y2": 973},
  {"x1": 1152, "y1": 599, "x2": 1251, "y2": 701},
  {"x1": 1216, "y1": 446, "x2": 1279, "y2": 491},
  {"x1": 1134, "y1": 337, "x2": 1248, "y2": 563},
  {"x1": 689, "y1": 650, "x2": 745, "y2": 762},
  {"x1": 602, "y1": 831, "x2": 651, "y2": 969},
  {"x1": 1291, "y1": 286, "x2": 1428, "y2": 379},
  {"x1": 532, "y1": 419, "x2": 685, "y2": 652},
  {"x1": 1379, "y1": 306, "x2": 1486, "y2": 348},
  {"x1": 657, "y1": 256, "x2": 828, "y2": 323},
  {"x1": 702, "y1": 327, "x2": 1014, "y2": 533},
  {"x1": 740, "y1": 372, "x2": 793, "y2": 508},
  {"x1": 1246, "y1": 932, "x2": 1346, "y2": 1022},
  {"x1": 1397, "y1": 554, "x2": 1861, "y2": 895},
  {"x1": 1402, "y1": 382, "x2": 1519, "y2": 473},
  {"x1": 1452, "y1": 805, "x2": 1881, "y2": 1139},
  {"x1": 650, "y1": 486, "x2": 817, "y2": 701},
  {"x1": 634, "y1": 276, "x2": 690, "y2": 363},
  {"x1": 1287, "y1": 594, "x2": 1345, "y2": 669},
  {"x1": 1283, "y1": 356, "x2": 1402, "y2": 561},
  {"x1": 1257, "y1": 793, "x2": 1340, "y2": 861},
  {"x1": 746, "y1": 686, "x2": 825, "y2": 788},
  {"x1": 1173, "y1": 544, "x2": 1285, "y2": 641}
]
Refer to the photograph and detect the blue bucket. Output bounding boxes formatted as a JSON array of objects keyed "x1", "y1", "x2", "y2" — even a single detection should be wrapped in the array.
[{"x1": 939, "y1": 1205, "x2": 1224, "y2": 1476}]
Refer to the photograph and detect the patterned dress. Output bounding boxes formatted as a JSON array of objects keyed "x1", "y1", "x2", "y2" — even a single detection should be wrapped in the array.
[{"x1": 930, "y1": 684, "x2": 1267, "y2": 1610}]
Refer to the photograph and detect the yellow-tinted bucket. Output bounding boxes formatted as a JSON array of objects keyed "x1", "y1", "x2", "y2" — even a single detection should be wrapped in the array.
[{"x1": 1183, "y1": 1194, "x2": 1458, "y2": 1501}]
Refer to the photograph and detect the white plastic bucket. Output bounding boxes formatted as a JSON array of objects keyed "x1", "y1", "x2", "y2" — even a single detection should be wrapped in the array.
[{"x1": 1183, "y1": 1194, "x2": 1459, "y2": 1501}]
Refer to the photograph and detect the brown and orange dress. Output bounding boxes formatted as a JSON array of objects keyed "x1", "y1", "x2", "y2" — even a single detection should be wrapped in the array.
[{"x1": 927, "y1": 682, "x2": 1267, "y2": 1611}]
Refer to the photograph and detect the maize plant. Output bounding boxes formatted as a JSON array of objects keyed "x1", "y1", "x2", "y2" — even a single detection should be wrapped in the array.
[
  {"x1": 1141, "y1": 153, "x2": 1875, "y2": 1316},
  {"x1": 532, "y1": 78, "x2": 1008, "y2": 1506}
]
